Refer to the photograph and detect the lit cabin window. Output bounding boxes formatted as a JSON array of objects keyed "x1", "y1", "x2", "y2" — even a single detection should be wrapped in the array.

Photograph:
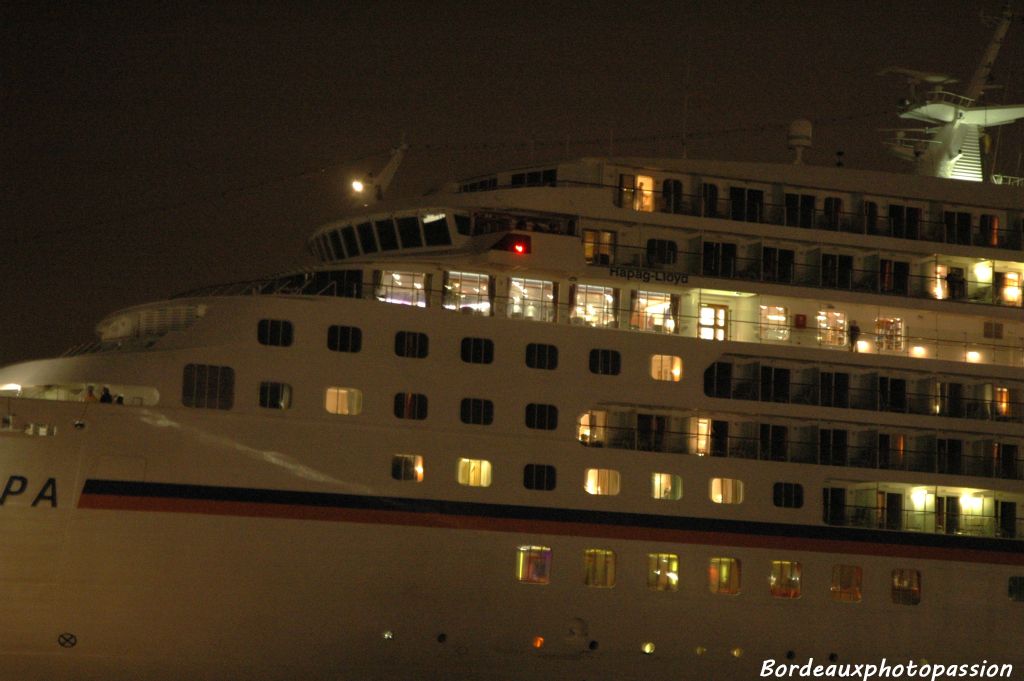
[
  {"x1": 633, "y1": 290, "x2": 676, "y2": 333},
  {"x1": 759, "y1": 305, "x2": 789, "y2": 341},
  {"x1": 831, "y1": 565, "x2": 862, "y2": 602},
  {"x1": 443, "y1": 271, "x2": 492, "y2": 315},
  {"x1": 325, "y1": 387, "x2": 362, "y2": 415},
  {"x1": 257, "y1": 319, "x2": 293, "y2": 347},
  {"x1": 1001, "y1": 271, "x2": 1022, "y2": 305},
  {"x1": 583, "y1": 549, "x2": 616, "y2": 588},
  {"x1": 327, "y1": 325, "x2": 362, "y2": 353},
  {"x1": 258, "y1": 382, "x2": 291, "y2": 410},
  {"x1": 651, "y1": 473, "x2": 682, "y2": 500},
  {"x1": 647, "y1": 553, "x2": 679, "y2": 591},
  {"x1": 391, "y1": 454, "x2": 423, "y2": 482},
  {"x1": 816, "y1": 310, "x2": 847, "y2": 347},
  {"x1": 182, "y1": 364, "x2": 234, "y2": 410},
  {"x1": 650, "y1": 355, "x2": 682, "y2": 381},
  {"x1": 582, "y1": 229, "x2": 615, "y2": 265},
  {"x1": 584, "y1": 468, "x2": 620, "y2": 496},
  {"x1": 515, "y1": 546, "x2": 551, "y2": 584},
  {"x1": 708, "y1": 557, "x2": 740, "y2": 595},
  {"x1": 523, "y1": 464, "x2": 557, "y2": 491},
  {"x1": 875, "y1": 317, "x2": 905, "y2": 352},
  {"x1": 1009, "y1": 577, "x2": 1024, "y2": 602},
  {"x1": 376, "y1": 271, "x2": 428, "y2": 307},
  {"x1": 891, "y1": 569, "x2": 921, "y2": 605},
  {"x1": 693, "y1": 417, "x2": 712, "y2": 456},
  {"x1": 770, "y1": 561, "x2": 802, "y2": 599},
  {"x1": 710, "y1": 478, "x2": 744, "y2": 504},
  {"x1": 572, "y1": 284, "x2": 618, "y2": 327},
  {"x1": 577, "y1": 411, "x2": 607, "y2": 446},
  {"x1": 457, "y1": 458, "x2": 492, "y2": 487},
  {"x1": 994, "y1": 387, "x2": 1011, "y2": 418},
  {"x1": 509, "y1": 277, "x2": 556, "y2": 321}
]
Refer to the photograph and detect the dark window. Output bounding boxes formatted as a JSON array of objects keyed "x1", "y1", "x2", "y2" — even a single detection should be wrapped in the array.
[
  {"x1": 759, "y1": 366, "x2": 791, "y2": 403},
  {"x1": 944, "y1": 211, "x2": 973, "y2": 245},
  {"x1": 257, "y1": 319, "x2": 293, "y2": 347},
  {"x1": 375, "y1": 219, "x2": 400, "y2": 251},
  {"x1": 541, "y1": 168, "x2": 557, "y2": 186},
  {"x1": 526, "y1": 343, "x2": 558, "y2": 370},
  {"x1": 937, "y1": 438, "x2": 963, "y2": 475},
  {"x1": 526, "y1": 170, "x2": 542, "y2": 185},
  {"x1": 461, "y1": 337, "x2": 494, "y2": 364},
  {"x1": 1009, "y1": 577, "x2": 1024, "y2": 602},
  {"x1": 396, "y1": 216, "x2": 423, "y2": 248},
  {"x1": 422, "y1": 215, "x2": 452, "y2": 246},
  {"x1": 819, "y1": 428, "x2": 848, "y2": 466},
  {"x1": 702, "y1": 241, "x2": 737, "y2": 277},
  {"x1": 819, "y1": 371, "x2": 850, "y2": 408},
  {"x1": 729, "y1": 187, "x2": 764, "y2": 222},
  {"x1": 395, "y1": 331, "x2": 429, "y2": 358},
  {"x1": 394, "y1": 393, "x2": 428, "y2": 420},
  {"x1": 589, "y1": 349, "x2": 621, "y2": 375},
  {"x1": 616, "y1": 173, "x2": 635, "y2": 208},
  {"x1": 511, "y1": 173, "x2": 526, "y2": 187},
  {"x1": 391, "y1": 455, "x2": 421, "y2": 481},
  {"x1": 864, "y1": 201, "x2": 880, "y2": 234},
  {"x1": 773, "y1": 482, "x2": 804, "y2": 508},
  {"x1": 182, "y1": 364, "x2": 234, "y2": 410},
  {"x1": 785, "y1": 193, "x2": 815, "y2": 228},
  {"x1": 889, "y1": 204, "x2": 920, "y2": 239},
  {"x1": 662, "y1": 179, "x2": 684, "y2": 214},
  {"x1": 822, "y1": 487, "x2": 847, "y2": 525},
  {"x1": 258, "y1": 381, "x2": 291, "y2": 410},
  {"x1": 341, "y1": 226, "x2": 360, "y2": 257},
  {"x1": 523, "y1": 464, "x2": 557, "y2": 491},
  {"x1": 821, "y1": 254, "x2": 853, "y2": 289},
  {"x1": 327, "y1": 325, "x2": 362, "y2": 353},
  {"x1": 703, "y1": 362, "x2": 733, "y2": 398},
  {"x1": 460, "y1": 398, "x2": 494, "y2": 425},
  {"x1": 356, "y1": 222, "x2": 378, "y2": 253},
  {"x1": 646, "y1": 239, "x2": 678, "y2": 265},
  {"x1": 879, "y1": 259, "x2": 910, "y2": 295},
  {"x1": 700, "y1": 183, "x2": 718, "y2": 217},
  {"x1": 525, "y1": 403, "x2": 558, "y2": 430},
  {"x1": 762, "y1": 247, "x2": 794, "y2": 283},
  {"x1": 878, "y1": 377, "x2": 907, "y2": 412},
  {"x1": 759, "y1": 424, "x2": 788, "y2": 461},
  {"x1": 455, "y1": 214, "x2": 472, "y2": 235},
  {"x1": 328, "y1": 230, "x2": 346, "y2": 260},
  {"x1": 823, "y1": 197, "x2": 843, "y2": 230}
]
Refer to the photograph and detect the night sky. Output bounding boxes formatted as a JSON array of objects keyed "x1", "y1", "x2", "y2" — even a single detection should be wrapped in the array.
[{"x1": 3, "y1": 1, "x2": 1022, "y2": 365}]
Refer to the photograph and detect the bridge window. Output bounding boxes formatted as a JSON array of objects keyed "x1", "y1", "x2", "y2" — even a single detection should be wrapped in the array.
[
  {"x1": 375, "y1": 219, "x2": 399, "y2": 251},
  {"x1": 356, "y1": 222, "x2": 378, "y2": 253},
  {"x1": 257, "y1": 319, "x2": 293, "y2": 347},
  {"x1": 515, "y1": 546, "x2": 551, "y2": 584},
  {"x1": 182, "y1": 364, "x2": 234, "y2": 410},
  {"x1": 391, "y1": 454, "x2": 423, "y2": 482},
  {"x1": 422, "y1": 213, "x2": 452, "y2": 246},
  {"x1": 396, "y1": 216, "x2": 423, "y2": 248}
]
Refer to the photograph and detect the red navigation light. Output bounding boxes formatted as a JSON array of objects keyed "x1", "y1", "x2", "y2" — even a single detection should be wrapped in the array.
[
  {"x1": 514, "y1": 242, "x2": 526, "y2": 254},
  {"x1": 490, "y1": 234, "x2": 532, "y2": 255}
]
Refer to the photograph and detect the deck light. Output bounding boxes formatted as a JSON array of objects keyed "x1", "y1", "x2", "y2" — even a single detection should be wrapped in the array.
[
  {"x1": 642, "y1": 642, "x2": 655, "y2": 655},
  {"x1": 532, "y1": 636, "x2": 544, "y2": 649},
  {"x1": 351, "y1": 179, "x2": 365, "y2": 193},
  {"x1": 966, "y1": 350, "x2": 982, "y2": 363}
]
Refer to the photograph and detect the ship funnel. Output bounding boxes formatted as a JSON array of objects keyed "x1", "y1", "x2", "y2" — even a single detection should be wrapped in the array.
[{"x1": 788, "y1": 119, "x2": 813, "y2": 164}]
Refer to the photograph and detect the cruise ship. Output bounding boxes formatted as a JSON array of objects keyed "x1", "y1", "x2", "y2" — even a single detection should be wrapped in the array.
[{"x1": 2, "y1": 10, "x2": 1024, "y2": 681}]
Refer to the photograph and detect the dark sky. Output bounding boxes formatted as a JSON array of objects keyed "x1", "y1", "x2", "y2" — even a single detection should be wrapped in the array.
[{"x1": 2, "y1": 1, "x2": 1022, "y2": 365}]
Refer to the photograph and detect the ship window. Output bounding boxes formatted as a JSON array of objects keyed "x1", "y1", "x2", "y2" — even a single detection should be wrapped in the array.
[
  {"x1": 762, "y1": 246, "x2": 795, "y2": 283},
  {"x1": 702, "y1": 241, "x2": 736, "y2": 277},
  {"x1": 773, "y1": 483, "x2": 803, "y2": 508},
  {"x1": 879, "y1": 259, "x2": 910, "y2": 295},
  {"x1": 821, "y1": 253, "x2": 853, "y2": 289},
  {"x1": 181, "y1": 364, "x2": 234, "y2": 410},
  {"x1": 616, "y1": 174, "x2": 635, "y2": 208},
  {"x1": 461, "y1": 337, "x2": 494, "y2": 364},
  {"x1": 460, "y1": 398, "x2": 494, "y2": 425},
  {"x1": 588, "y1": 349, "x2": 621, "y2": 375},
  {"x1": 356, "y1": 222, "x2": 378, "y2": 253},
  {"x1": 509, "y1": 277, "x2": 556, "y2": 321},
  {"x1": 651, "y1": 473, "x2": 682, "y2": 500},
  {"x1": 633, "y1": 290, "x2": 676, "y2": 333},
  {"x1": 875, "y1": 317, "x2": 905, "y2": 352},
  {"x1": 572, "y1": 284, "x2": 618, "y2": 327},
  {"x1": 770, "y1": 561, "x2": 802, "y2": 598},
  {"x1": 328, "y1": 230, "x2": 345, "y2": 260},
  {"x1": 391, "y1": 454, "x2": 423, "y2": 482},
  {"x1": 708, "y1": 557, "x2": 740, "y2": 595},
  {"x1": 327, "y1": 325, "x2": 362, "y2": 353},
  {"x1": 647, "y1": 553, "x2": 679, "y2": 591},
  {"x1": 662, "y1": 178, "x2": 684, "y2": 214},
  {"x1": 258, "y1": 381, "x2": 291, "y2": 410},
  {"x1": 375, "y1": 219, "x2": 400, "y2": 251},
  {"x1": 257, "y1": 319, "x2": 293, "y2": 347},
  {"x1": 325, "y1": 387, "x2": 362, "y2": 415},
  {"x1": 823, "y1": 197, "x2": 843, "y2": 230},
  {"x1": 889, "y1": 204, "x2": 921, "y2": 239},
  {"x1": 396, "y1": 216, "x2": 423, "y2": 248},
  {"x1": 703, "y1": 361, "x2": 732, "y2": 398},
  {"x1": 457, "y1": 458, "x2": 492, "y2": 487},
  {"x1": 584, "y1": 468, "x2": 620, "y2": 495},
  {"x1": 422, "y1": 213, "x2": 452, "y2": 246},
  {"x1": 395, "y1": 331, "x2": 429, "y2": 358},
  {"x1": 443, "y1": 271, "x2": 492, "y2": 315},
  {"x1": 582, "y1": 229, "x2": 615, "y2": 265},
  {"x1": 759, "y1": 305, "x2": 789, "y2": 341},
  {"x1": 454, "y1": 213, "x2": 472, "y2": 236},
  {"x1": 1009, "y1": 577, "x2": 1024, "y2": 602},
  {"x1": 377, "y1": 271, "x2": 428, "y2": 307},
  {"x1": 698, "y1": 304, "x2": 728, "y2": 341},
  {"x1": 981, "y1": 214, "x2": 1000, "y2": 246},
  {"x1": 816, "y1": 310, "x2": 847, "y2": 347},
  {"x1": 944, "y1": 211, "x2": 973, "y2": 245},
  {"x1": 646, "y1": 239, "x2": 677, "y2": 265},
  {"x1": 525, "y1": 343, "x2": 558, "y2": 370},
  {"x1": 523, "y1": 464, "x2": 557, "y2": 491},
  {"x1": 393, "y1": 393, "x2": 428, "y2": 420},
  {"x1": 583, "y1": 549, "x2": 616, "y2": 587},
  {"x1": 341, "y1": 226, "x2": 360, "y2": 257},
  {"x1": 984, "y1": 321, "x2": 1004, "y2": 339},
  {"x1": 650, "y1": 355, "x2": 682, "y2": 382},
  {"x1": 515, "y1": 546, "x2": 551, "y2": 584},
  {"x1": 525, "y1": 403, "x2": 558, "y2": 430},
  {"x1": 831, "y1": 565, "x2": 862, "y2": 602},
  {"x1": 892, "y1": 569, "x2": 921, "y2": 605},
  {"x1": 577, "y1": 410, "x2": 607, "y2": 446},
  {"x1": 710, "y1": 478, "x2": 743, "y2": 504}
]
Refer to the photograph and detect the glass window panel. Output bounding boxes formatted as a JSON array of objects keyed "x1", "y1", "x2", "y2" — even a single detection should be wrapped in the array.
[
  {"x1": 583, "y1": 549, "x2": 616, "y2": 587},
  {"x1": 633, "y1": 290, "x2": 675, "y2": 332},
  {"x1": 759, "y1": 305, "x2": 790, "y2": 341},
  {"x1": 709, "y1": 557, "x2": 740, "y2": 594},
  {"x1": 509, "y1": 277, "x2": 556, "y2": 321},
  {"x1": 770, "y1": 560, "x2": 802, "y2": 598},
  {"x1": 583, "y1": 468, "x2": 620, "y2": 495},
  {"x1": 572, "y1": 284, "x2": 617, "y2": 327},
  {"x1": 710, "y1": 478, "x2": 744, "y2": 504},
  {"x1": 831, "y1": 565, "x2": 863, "y2": 602},
  {"x1": 651, "y1": 473, "x2": 682, "y2": 500},
  {"x1": 443, "y1": 271, "x2": 491, "y2": 315},
  {"x1": 325, "y1": 387, "x2": 363, "y2": 415},
  {"x1": 516, "y1": 546, "x2": 552, "y2": 584},
  {"x1": 457, "y1": 458, "x2": 492, "y2": 487},
  {"x1": 647, "y1": 553, "x2": 679, "y2": 591},
  {"x1": 376, "y1": 271, "x2": 428, "y2": 307},
  {"x1": 650, "y1": 355, "x2": 682, "y2": 381}
]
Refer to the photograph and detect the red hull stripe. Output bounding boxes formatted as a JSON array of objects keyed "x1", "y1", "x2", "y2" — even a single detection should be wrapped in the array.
[{"x1": 78, "y1": 480, "x2": 1024, "y2": 566}]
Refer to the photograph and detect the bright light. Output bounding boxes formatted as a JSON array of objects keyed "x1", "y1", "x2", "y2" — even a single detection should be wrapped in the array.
[
  {"x1": 910, "y1": 488, "x2": 928, "y2": 509},
  {"x1": 856, "y1": 340, "x2": 871, "y2": 352},
  {"x1": 642, "y1": 642, "x2": 656, "y2": 655},
  {"x1": 514, "y1": 243, "x2": 526, "y2": 254},
  {"x1": 351, "y1": 179, "x2": 365, "y2": 193},
  {"x1": 910, "y1": 345, "x2": 927, "y2": 358},
  {"x1": 973, "y1": 260, "x2": 993, "y2": 282},
  {"x1": 966, "y1": 351, "x2": 982, "y2": 363},
  {"x1": 532, "y1": 636, "x2": 545, "y2": 649},
  {"x1": 0, "y1": 383, "x2": 22, "y2": 393}
]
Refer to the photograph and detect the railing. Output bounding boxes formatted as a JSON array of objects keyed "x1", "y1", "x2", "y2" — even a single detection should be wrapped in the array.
[
  {"x1": 578, "y1": 423, "x2": 1024, "y2": 481},
  {"x1": 822, "y1": 503, "x2": 1020, "y2": 540},
  {"x1": 993, "y1": 175, "x2": 1024, "y2": 187}
]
